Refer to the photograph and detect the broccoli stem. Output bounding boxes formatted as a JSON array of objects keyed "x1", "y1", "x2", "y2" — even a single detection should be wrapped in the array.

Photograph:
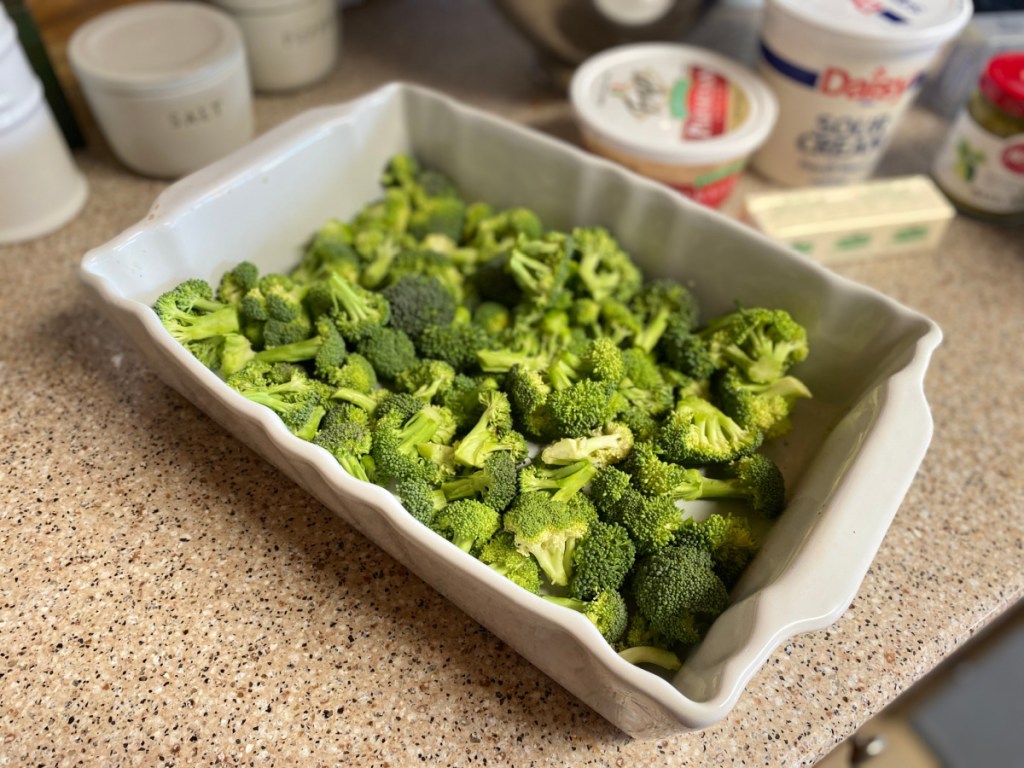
[{"x1": 331, "y1": 387, "x2": 377, "y2": 412}]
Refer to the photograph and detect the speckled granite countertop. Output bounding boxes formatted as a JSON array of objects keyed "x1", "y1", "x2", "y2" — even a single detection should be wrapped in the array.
[{"x1": 2, "y1": 2, "x2": 1022, "y2": 765}]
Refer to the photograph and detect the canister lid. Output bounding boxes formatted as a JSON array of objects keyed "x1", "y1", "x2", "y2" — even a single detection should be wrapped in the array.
[
  {"x1": 68, "y1": 2, "x2": 245, "y2": 96},
  {"x1": 766, "y1": 0, "x2": 973, "y2": 49},
  {"x1": 981, "y1": 52, "x2": 1024, "y2": 119},
  {"x1": 569, "y1": 43, "x2": 778, "y2": 166}
]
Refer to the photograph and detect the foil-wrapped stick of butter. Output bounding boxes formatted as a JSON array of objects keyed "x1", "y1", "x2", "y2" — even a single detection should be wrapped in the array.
[{"x1": 742, "y1": 175, "x2": 956, "y2": 263}]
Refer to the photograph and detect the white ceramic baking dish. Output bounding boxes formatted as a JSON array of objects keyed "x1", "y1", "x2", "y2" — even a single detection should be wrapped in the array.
[{"x1": 79, "y1": 83, "x2": 941, "y2": 738}]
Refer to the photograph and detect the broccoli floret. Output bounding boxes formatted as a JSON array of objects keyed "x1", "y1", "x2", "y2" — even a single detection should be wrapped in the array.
[
  {"x1": 700, "y1": 307, "x2": 809, "y2": 384},
  {"x1": 570, "y1": 227, "x2": 642, "y2": 304},
  {"x1": 409, "y1": 196, "x2": 466, "y2": 243},
  {"x1": 441, "y1": 451, "x2": 519, "y2": 513},
  {"x1": 631, "y1": 543, "x2": 730, "y2": 645},
  {"x1": 153, "y1": 279, "x2": 240, "y2": 345},
  {"x1": 355, "y1": 226, "x2": 405, "y2": 290},
  {"x1": 216, "y1": 261, "x2": 260, "y2": 306},
  {"x1": 506, "y1": 365, "x2": 554, "y2": 440},
  {"x1": 395, "y1": 476, "x2": 449, "y2": 526},
  {"x1": 452, "y1": 390, "x2": 526, "y2": 468},
  {"x1": 305, "y1": 272, "x2": 391, "y2": 342},
  {"x1": 384, "y1": 248, "x2": 465, "y2": 301},
  {"x1": 540, "y1": 423, "x2": 633, "y2": 468},
  {"x1": 472, "y1": 302, "x2": 511, "y2": 335},
  {"x1": 697, "y1": 453, "x2": 787, "y2": 519},
  {"x1": 291, "y1": 220, "x2": 362, "y2": 287},
  {"x1": 417, "y1": 321, "x2": 491, "y2": 372},
  {"x1": 518, "y1": 459, "x2": 598, "y2": 504},
  {"x1": 503, "y1": 492, "x2": 590, "y2": 587},
  {"x1": 588, "y1": 466, "x2": 633, "y2": 520},
  {"x1": 441, "y1": 374, "x2": 500, "y2": 432},
  {"x1": 371, "y1": 406, "x2": 456, "y2": 482},
  {"x1": 658, "y1": 320, "x2": 715, "y2": 380},
  {"x1": 507, "y1": 231, "x2": 573, "y2": 309},
  {"x1": 547, "y1": 337, "x2": 626, "y2": 391},
  {"x1": 716, "y1": 368, "x2": 812, "y2": 439},
  {"x1": 431, "y1": 499, "x2": 500, "y2": 554},
  {"x1": 477, "y1": 531, "x2": 543, "y2": 594},
  {"x1": 616, "y1": 488, "x2": 688, "y2": 554},
  {"x1": 380, "y1": 274, "x2": 457, "y2": 339},
  {"x1": 656, "y1": 395, "x2": 763, "y2": 467},
  {"x1": 545, "y1": 589, "x2": 628, "y2": 644},
  {"x1": 394, "y1": 359, "x2": 456, "y2": 404},
  {"x1": 676, "y1": 513, "x2": 760, "y2": 589},
  {"x1": 623, "y1": 441, "x2": 704, "y2": 500},
  {"x1": 356, "y1": 326, "x2": 418, "y2": 380},
  {"x1": 547, "y1": 379, "x2": 616, "y2": 438},
  {"x1": 328, "y1": 353, "x2": 380, "y2": 411},
  {"x1": 255, "y1": 316, "x2": 347, "y2": 377},
  {"x1": 630, "y1": 280, "x2": 699, "y2": 353},
  {"x1": 569, "y1": 520, "x2": 636, "y2": 601},
  {"x1": 312, "y1": 418, "x2": 372, "y2": 482},
  {"x1": 228, "y1": 363, "x2": 328, "y2": 441}
]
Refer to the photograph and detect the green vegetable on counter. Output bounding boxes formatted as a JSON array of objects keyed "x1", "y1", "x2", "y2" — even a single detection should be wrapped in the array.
[{"x1": 152, "y1": 153, "x2": 813, "y2": 674}]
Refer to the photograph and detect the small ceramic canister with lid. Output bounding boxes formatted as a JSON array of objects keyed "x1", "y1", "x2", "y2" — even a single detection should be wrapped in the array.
[
  {"x1": 0, "y1": 4, "x2": 87, "y2": 243},
  {"x1": 210, "y1": 0, "x2": 338, "y2": 93},
  {"x1": 68, "y1": 2, "x2": 254, "y2": 179}
]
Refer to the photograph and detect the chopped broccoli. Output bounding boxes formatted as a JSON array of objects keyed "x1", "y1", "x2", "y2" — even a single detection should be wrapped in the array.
[
  {"x1": 518, "y1": 459, "x2": 598, "y2": 504},
  {"x1": 216, "y1": 261, "x2": 259, "y2": 306},
  {"x1": 545, "y1": 589, "x2": 628, "y2": 644},
  {"x1": 306, "y1": 272, "x2": 391, "y2": 342},
  {"x1": 503, "y1": 492, "x2": 590, "y2": 587},
  {"x1": 417, "y1": 321, "x2": 491, "y2": 372},
  {"x1": 675, "y1": 513, "x2": 760, "y2": 589},
  {"x1": 588, "y1": 465, "x2": 633, "y2": 520},
  {"x1": 571, "y1": 226, "x2": 642, "y2": 304},
  {"x1": 656, "y1": 395, "x2": 762, "y2": 467},
  {"x1": 700, "y1": 307, "x2": 809, "y2": 384},
  {"x1": 716, "y1": 368, "x2": 812, "y2": 439},
  {"x1": 441, "y1": 451, "x2": 519, "y2": 512},
  {"x1": 540, "y1": 422, "x2": 633, "y2": 468},
  {"x1": 312, "y1": 418, "x2": 372, "y2": 482},
  {"x1": 630, "y1": 280, "x2": 699, "y2": 353},
  {"x1": 452, "y1": 390, "x2": 526, "y2": 469},
  {"x1": 431, "y1": 499, "x2": 500, "y2": 554},
  {"x1": 394, "y1": 476, "x2": 448, "y2": 526},
  {"x1": 371, "y1": 405, "x2": 456, "y2": 482},
  {"x1": 153, "y1": 279, "x2": 240, "y2": 346},
  {"x1": 227, "y1": 362, "x2": 328, "y2": 441},
  {"x1": 395, "y1": 358, "x2": 456, "y2": 404},
  {"x1": 356, "y1": 325, "x2": 418, "y2": 380},
  {"x1": 547, "y1": 379, "x2": 617, "y2": 438},
  {"x1": 381, "y1": 274, "x2": 457, "y2": 339},
  {"x1": 569, "y1": 520, "x2": 636, "y2": 601},
  {"x1": 631, "y1": 543, "x2": 730, "y2": 645},
  {"x1": 615, "y1": 488, "x2": 688, "y2": 555},
  {"x1": 477, "y1": 531, "x2": 543, "y2": 593},
  {"x1": 697, "y1": 453, "x2": 787, "y2": 519}
]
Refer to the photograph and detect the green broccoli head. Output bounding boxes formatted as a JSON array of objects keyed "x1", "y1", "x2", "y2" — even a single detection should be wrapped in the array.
[
  {"x1": 356, "y1": 325, "x2": 419, "y2": 381},
  {"x1": 700, "y1": 307, "x2": 809, "y2": 384},
  {"x1": 631, "y1": 543, "x2": 730, "y2": 646},
  {"x1": 675, "y1": 513, "x2": 761, "y2": 589},
  {"x1": 477, "y1": 531, "x2": 543, "y2": 594},
  {"x1": 569, "y1": 520, "x2": 636, "y2": 601},
  {"x1": 431, "y1": 499, "x2": 501, "y2": 554},
  {"x1": 545, "y1": 589, "x2": 629, "y2": 644},
  {"x1": 656, "y1": 395, "x2": 763, "y2": 467},
  {"x1": 394, "y1": 358, "x2": 457, "y2": 404},
  {"x1": 441, "y1": 451, "x2": 519, "y2": 513},
  {"x1": 615, "y1": 488, "x2": 687, "y2": 555},
  {"x1": 570, "y1": 226, "x2": 642, "y2": 304},
  {"x1": 503, "y1": 492, "x2": 590, "y2": 587},
  {"x1": 216, "y1": 261, "x2": 260, "y2": 307},
  {"x1": 305, "y1": 272, "x2": 391, "y2": 342},
  {"x1": 417, "y1": 321, "x2": 491, "y2": 373},
  {"x1": 153, "y1": 279, "x2": 240, "y2": 345},
  {"x1": 716, "y1": 368, "x2": 812, "y2": 440},
  {"x1": 394, "y1": 476, "x2": 448, "y2": 527},
  {"x1": 312, "y1": 418, "x2": 372, "y2": 482},
  {"x1": 630, "y1": 280, "x2": 699, "y2": 353},
  {"x1": 381, "y1": 274, "x2": 457, "y2": 339},
  {"x1": 698, "y1": 453, "x2": 787, "y2": 519}
]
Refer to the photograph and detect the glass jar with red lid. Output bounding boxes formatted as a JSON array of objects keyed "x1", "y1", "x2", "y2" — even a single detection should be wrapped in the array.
[{"x1": 932, "y1": 52, "x2": 1024, "y2": 224}]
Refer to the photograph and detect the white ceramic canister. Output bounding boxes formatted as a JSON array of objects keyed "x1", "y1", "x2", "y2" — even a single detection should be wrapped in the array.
[
  {"x1": 570, "y1": 43, "x2": 778, "y2": 208},
  {"x1": 211, "y1": 0, "x2": 338, "y2": 93},
  {"x1": 0, "y1": 6, "x2": 87, "y2": 243},
  {"x1": 752, "y1": 0, "x2": 973, "y2": 187},
  {"x1": 68, "y1": 2, "x2": 254, "y2": 179}
]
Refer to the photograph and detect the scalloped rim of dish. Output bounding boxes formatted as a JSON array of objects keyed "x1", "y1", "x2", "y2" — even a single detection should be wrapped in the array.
[{"x1": 80, "y1": 83, "x2": 942, "y2": 736}]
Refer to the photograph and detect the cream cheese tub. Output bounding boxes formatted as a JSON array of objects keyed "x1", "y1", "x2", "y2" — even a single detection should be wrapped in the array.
[{"x1": 570, "y1": 43, "x2": 778, "y2": 208}]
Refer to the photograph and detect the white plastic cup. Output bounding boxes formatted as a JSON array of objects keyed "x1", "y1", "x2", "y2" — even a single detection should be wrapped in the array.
[
  {"x1": 752, "y1": 0, "x2": 973, "y2": 187},
  {"x1": 211, "y1": 0, "x2": 338, "y2": 93},
  {"x1": 570, "y1": 43, "x2": 778, "y2": 208},
  {"x1": 0, "y1": 6, "x2": 87, "y2": 244},
  {"x1": 68, "y1": 2, "x2": 254, "y2": 179}
]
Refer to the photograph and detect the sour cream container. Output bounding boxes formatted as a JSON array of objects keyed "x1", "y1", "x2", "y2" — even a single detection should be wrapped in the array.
[
  {"x1": 752, "y1": 0, "x2": 973, "y2": 187},
  {"x1": 569, "y1": 43, "x2": 778, "y2": 208},
  {"x1": 69, "y1": 2, "x2": 254, "y2": 179}
]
